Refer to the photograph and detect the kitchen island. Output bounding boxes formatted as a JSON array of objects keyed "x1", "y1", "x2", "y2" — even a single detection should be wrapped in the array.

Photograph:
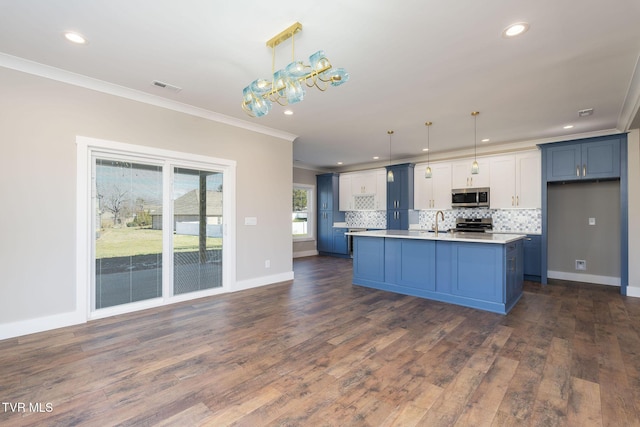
[{"x1": 347, "y1": 230, "x2": 525, "y2": 314}]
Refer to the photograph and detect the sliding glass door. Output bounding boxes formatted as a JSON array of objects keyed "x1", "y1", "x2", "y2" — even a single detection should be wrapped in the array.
[
  {"x1": 90, "y1": 147, "x2": 229, "y2": 314},
  {"x1": 173, "y1": 168, "x2": 223, "y2": 294},
  {"x1": 94, "y1": 158, "x2": 163, "y2": 309}
]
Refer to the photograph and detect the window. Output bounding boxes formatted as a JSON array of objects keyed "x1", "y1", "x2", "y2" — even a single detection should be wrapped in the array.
[{"x1": 293, "y1": 184, "x2": 313, "y2": 240}]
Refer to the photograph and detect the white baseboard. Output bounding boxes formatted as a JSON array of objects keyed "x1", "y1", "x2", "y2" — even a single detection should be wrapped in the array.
[
  {"x1": 1, "y1": 271, "x2": 296, "y2": 341},
  {"x1": 232, "y1": 271, "x2": 295, "y2": 292},
  {"x1": 547, "y1": 270, "x2": 620, "y2": 286},
  {"x1": 626, "y1": 286, "x2": 640, "y2": 298},
  {"x1": 0, "y1": 310, "x2": 86, "y2": 341},
  {"x1": 293, "y1": 250, "x2": 318, "y2": 258}
]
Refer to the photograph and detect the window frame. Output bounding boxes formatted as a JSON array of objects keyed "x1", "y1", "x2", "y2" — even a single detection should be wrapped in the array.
[{"x1": 292, "y1": 183, "x2": 314, "y2": 242}]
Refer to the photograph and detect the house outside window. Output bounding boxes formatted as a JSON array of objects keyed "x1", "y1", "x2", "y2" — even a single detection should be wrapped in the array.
[{"x1": 293, "y1": 184, "x2": 313, "y2": 240}]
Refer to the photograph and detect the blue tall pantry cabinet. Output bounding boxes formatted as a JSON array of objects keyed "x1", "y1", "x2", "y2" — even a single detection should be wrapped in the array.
[
  {"x1": 386, "y1": 163, "x2": 415, "y2": 230},
  {"x1": 316, "y1": 173, "x2": 348, "y2": 257}
]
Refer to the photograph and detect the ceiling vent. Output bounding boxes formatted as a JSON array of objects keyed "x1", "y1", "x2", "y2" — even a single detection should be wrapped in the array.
[
  {"x1": 152, "y1": 80, "x2": 182, "y2": 93},
  {"x1": 578, "y1": 108, "x2": 594, "y2": 117}
]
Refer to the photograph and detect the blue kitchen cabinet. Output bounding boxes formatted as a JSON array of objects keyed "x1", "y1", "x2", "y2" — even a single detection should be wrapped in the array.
[
  {"x1": 384, "y1": 239, "x2": 436, "y2": 290},
  {"x1": 505, "y1": 240, "x2": 524, "y2": 307},
  {"x1": 450, "y1": 242, "x2": 504, "y2": 303},
  {"x1": 545, "y1": 136, "x2": 621, "y2": 182},
  {"x1": 353, "y1": 236, "x2": 385, "y2": 282},
  {"x1": 386, "y1": 163, "x2": 414, "y2": 230},
  {"x1": 523, "y1": 234, "x2": 541, "y2": 281},
  {"x1": 316, "y1": 173, "x2": 346, "y2": 256},
  {"x1": 317, "y1": 210, "x2": 333, "y2": 253},
  {"x1": 351, "y1": 234, "x2": 524, "y2": 314},
  {"x1": 332, "y1": 227, "x2": 348, "y2": 255},
  {"x1": 386, "y1": 210, "x2": 410, "y2": 231}
]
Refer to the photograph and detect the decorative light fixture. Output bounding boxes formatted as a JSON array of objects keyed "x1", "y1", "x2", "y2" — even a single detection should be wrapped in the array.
[
  {"x1": 471, "y1": 111, "x2": 480, "y2": 175},
  {"x1": 387, "y1": 130, "x2": 394, "y2": 182},
  {"x1": 424, "y1": 121, "x2": 433, "y2": 178},
  {"x1": 242, "y1": 22, "x2": 349, "y2": 117}
]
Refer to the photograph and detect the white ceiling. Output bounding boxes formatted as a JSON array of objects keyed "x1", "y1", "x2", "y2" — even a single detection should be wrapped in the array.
[{"x1": 1, "y1": 0, "x2": 639, "y2": 170}]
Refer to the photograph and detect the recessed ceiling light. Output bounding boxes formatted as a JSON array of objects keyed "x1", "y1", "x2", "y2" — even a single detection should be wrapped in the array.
[
  {"x1": 481, "y1": 138, "x2": 490, "y2": 143},
  {"x1": 422, "y1": 148, "x2": 429, "y2": 152},
  {"x1": 284, "y1": 110, "x2": 294, "y2": 116},
  {"x1": 373, "y1": 156, "x2": 380, "y2": 160},
  {"x1": 337, "y1": 161, "x2": 343, "y2": 165},
  {"x1": 502, "y1": 22, "x2": 529, "y2": 38},
  {"x1": 563, "y1": 125, "x2": 574, "y2": 129},
  {"x1": 63, "y1": 31, "x2": 87, "y2": 44}
]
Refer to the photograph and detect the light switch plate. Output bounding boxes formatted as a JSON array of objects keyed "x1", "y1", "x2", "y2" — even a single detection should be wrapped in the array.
[
  {"x1": 588, "y1": 217, "x2": 596, "y2": 225},
  {"x1": 244, "y1": 217, "x2": 257, "y2": 226}
]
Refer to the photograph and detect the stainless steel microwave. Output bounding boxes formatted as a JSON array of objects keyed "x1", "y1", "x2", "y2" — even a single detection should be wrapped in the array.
[{"x1": 451, "y1": 187, "x2": 490, "y2": 208}]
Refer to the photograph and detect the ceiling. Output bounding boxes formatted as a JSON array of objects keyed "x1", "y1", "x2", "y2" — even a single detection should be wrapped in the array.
[{"x1": 1, "y1": 0, "x2": 640, "y2": 170}]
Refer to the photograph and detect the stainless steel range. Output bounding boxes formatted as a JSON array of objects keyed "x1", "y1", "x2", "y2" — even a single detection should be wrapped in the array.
[{"x1": 451, "y1": 217, "x2": 493, "y2": 233}]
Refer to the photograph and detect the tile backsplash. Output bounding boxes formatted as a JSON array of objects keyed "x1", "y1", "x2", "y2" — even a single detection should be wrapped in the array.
[
  {"x1": 417, "y1": 208, "x2": 541, "y2": 233},
  {"x1": 345, "y1": 210, "x2": 387, "y2": 229},
  {"x1": 345, "y1": 208, "x2": 541, "y2": 234}
]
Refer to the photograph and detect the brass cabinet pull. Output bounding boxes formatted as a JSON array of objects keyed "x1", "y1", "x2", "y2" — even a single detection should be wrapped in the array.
[
  {"x1": 583, "y1": 164, "x2": 587, "y2": 176},
  {"x1": 512, "y1": 196, "x2": 514, "y2": 206},
  {"x1": 516, "y1": 195, "x2": 519, "y2": 206},
  {"x1": 576, "y1": 165, "x2": 580, "y2": 177}
]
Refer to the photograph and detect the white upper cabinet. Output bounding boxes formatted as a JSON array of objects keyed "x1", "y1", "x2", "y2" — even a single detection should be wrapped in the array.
[
  {"x1": 414, "y1": 162, "x2": 452, "y2": 210},
  {"x1": 489, "y1": 150, "x2": 540, "y2": 209},
  {"x1": 338, "y1": 174, "x2": 352, "y2": 211},
  {"x1": 339, "y1": 168, "x2": 386, "y2": 211},
  {"x1": 515, "y1": 150, "x2": 541, "y2": 208},
  {"x1": 452, "y1": 158, "x2": 490, "y2": 189},
  {"x1": 375, "y1": 169, "x2": 387, "y2": 210},
  {"x1": 351, "y1": 171, "x2": 377, "y2": 195}
]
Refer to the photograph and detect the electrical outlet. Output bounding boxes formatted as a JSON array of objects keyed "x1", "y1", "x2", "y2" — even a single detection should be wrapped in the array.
[
  {"x1": 588, "y1": 217, "x2": 596, "y2": 225},
  {"x1": 575, "y1": 260, "x2": 586, "y2": 271},
  {"x1": 265, "y1": 260, "x2": 270, "y2": 268}
]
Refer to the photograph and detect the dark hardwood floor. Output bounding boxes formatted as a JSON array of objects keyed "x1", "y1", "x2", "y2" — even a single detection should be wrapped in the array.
[{"x1": 1, "y1": 256, "x2": 640, "y2": 426}]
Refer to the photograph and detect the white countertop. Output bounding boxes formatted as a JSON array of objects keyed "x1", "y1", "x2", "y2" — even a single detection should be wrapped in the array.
[{"x1": 345, "y1": 229, "x2": 526, "y2": 244}]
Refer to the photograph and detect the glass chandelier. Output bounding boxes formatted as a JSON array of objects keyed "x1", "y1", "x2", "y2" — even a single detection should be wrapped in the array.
[{"x1": 242, "y1": 22, "x2": 349, "y2": 117}]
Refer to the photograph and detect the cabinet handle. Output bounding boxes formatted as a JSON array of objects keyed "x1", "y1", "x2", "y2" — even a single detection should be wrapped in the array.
[
  {"x1": 576, "y1": 165, "x2": 580, "y2": 177},
  {"x1": 516, "y1": 196, "x2": 519, "y2": 206},
  {"x1": 512, "y1": 196, "x2": 514, "y2": 206},
  {"x1": 470, "y1": 177, "x2": 473, "y2": 187},
  {"x1": 583, "y1": 164, "x2": 586, "y2": 177}
]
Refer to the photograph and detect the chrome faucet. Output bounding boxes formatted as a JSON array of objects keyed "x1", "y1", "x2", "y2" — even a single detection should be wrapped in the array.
[{"x1": 435, "y1": 210, "x2": 444, "y2": 236}]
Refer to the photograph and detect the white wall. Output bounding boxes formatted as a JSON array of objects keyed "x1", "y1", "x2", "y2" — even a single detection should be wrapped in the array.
[
  {"x1": 628, "y1": 129, "x2": 640, "y2": 297},
  {"x1": 0, "y1": 66, "x2": 293, "y2": 337}
]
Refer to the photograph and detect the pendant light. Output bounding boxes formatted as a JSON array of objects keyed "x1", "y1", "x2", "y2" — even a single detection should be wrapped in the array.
[
  {"x1": 471, "y1": 111, "x2": 480, "y2": 175},
  {"x1": 387, "y1": 130, "x2": 394, "y2": 182},
  {"x1": 425, "y1": 121, "x2": 433, "y2": 178}
]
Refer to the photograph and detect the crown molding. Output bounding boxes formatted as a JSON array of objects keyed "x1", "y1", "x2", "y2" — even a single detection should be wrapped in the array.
[{"x1": 0, "y1": 52, "x2": 298, "y2": 143}]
